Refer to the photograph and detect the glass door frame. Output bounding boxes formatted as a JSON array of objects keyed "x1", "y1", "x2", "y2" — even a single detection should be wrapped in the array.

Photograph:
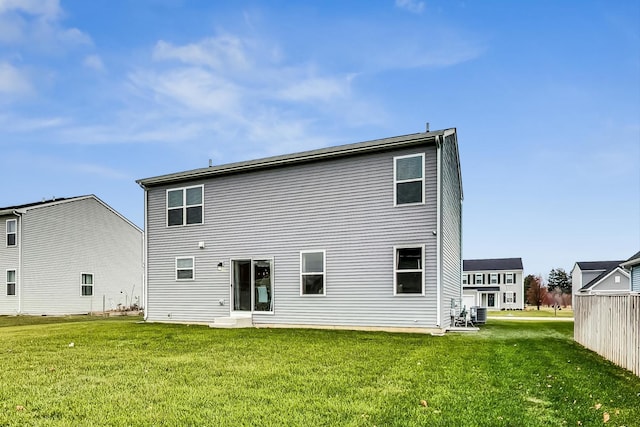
[{"x1": 229, "y1": 258, "x2": 274, "y2": 316}]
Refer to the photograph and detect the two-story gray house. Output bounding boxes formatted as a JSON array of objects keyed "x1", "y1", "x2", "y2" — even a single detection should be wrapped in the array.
[
  {"x1": 462, "y1": 258, "x2": 524, "y2": 310},
  {"x1": 137, "y1": 128, "x2": 463, "y2": 332},
  {"x1": 0, "y1": 195, "x2": 143, "y2": 315},
  {"x1": 571, "y1": 260, "x2": 629, "y2": 295}
]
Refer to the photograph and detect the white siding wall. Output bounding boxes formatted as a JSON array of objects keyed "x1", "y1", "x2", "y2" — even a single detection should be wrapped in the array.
[
  {"x1": 20, "y1": 198, "x2": 143, "y2": 315},
  {"x1": 571, "y1": 266, "x2": 582, "y2": 295},
  {"x1": 439, "y1": 134, "x2": 463, "y2": 327},
  {"x1": 146, "y1": 144, "x2": 444, "y2": 328},
  {"x1": 0, "y1": 215, "x2": 20, "y2": 314}
]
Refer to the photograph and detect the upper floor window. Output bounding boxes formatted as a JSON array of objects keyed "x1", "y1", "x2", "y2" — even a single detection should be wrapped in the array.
[
  {"x1": 300, "y1": 251, "x2": 325, "y2": 296},
  {"x1": 394, "y1": 154, "x2": 424, "y2": 206},
  {"x1": 490, "y1": 273, "x2": 498, "y2": 284},
  {"x1": 462, "y1": 274, "x2": 468, "y2": 285},
  {"x1": 6, "y1": 219, "x2": 16, "y2": 246},
  {"x1": 7, "y1": 270, "x2": 16, "y2": 296},
  {"x1": 475, "y1": 273, "x2": 484, "y2": 285},
  {"x1": 167, "y1": 186, "x2": 203, "y2": 226},
  {"x1": 394, "y1": 246, "x2": 424, "y2": 295},
  {"x1": 81, "y1": 273, "x2": 93, "y2": 296},
  {"x1": 505, "y1": 273, "x2": 514, "y2": 284}
]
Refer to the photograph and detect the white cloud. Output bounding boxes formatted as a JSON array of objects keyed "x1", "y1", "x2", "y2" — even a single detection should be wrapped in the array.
[
  {"x1": 83, "y1": 54, "x2": 104, "y2": 71},
  {"x1": 128, "y1": 67, "x2": 242, "y2": 115},
  {"x1": 72, "y1": 162, "x2": 129, "y2": 180},
  {"x1": 395, "y1": 0, "x2": 425, "y2": 14},
  {"x1": 0, "y1": 0, "x2": 61, "y2": 20},
  {"x1": 153, "y1": 35, "x2": 250, "y2": 71},
  {"x1": 0, "y1": 112, "x2": 65, "y2": 132},
  {"x1": 0, "y1": 61, "x2": 32, "y2": 94},
  {"x1": 278, "y1": 76, "x2": 353, "y2": 102},
  {"x1": 0, "y1": 0, "x2": 92, "y2": 49}
]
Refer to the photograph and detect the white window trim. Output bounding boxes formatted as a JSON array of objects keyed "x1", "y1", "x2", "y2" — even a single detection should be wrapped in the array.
[
  {"x1": 462, "y1": 274, "x2": 468, "y2": 285},
  {"x1": 393, "y1": 245, "x2": 425, "y2": 296},
  {"x1": 475, "y1": 273, "x2": 484, "y2": 285},
  {"x1": 300, "y1": 250, "x2": 326, "y2": 296},
  {"x1": 6, "y1": 269, "x2": 16, "y2": 297},
  {"x1": 6, "y1": 219, "x2": 16, "y2": 247},
  {"x1": 175, "y1": 257, "x2": 196, "y2": 281},
  {"x1": 505, "y1": 272, "x2": 514, "y2": 284},
  {"x1": 490, "y1": 273, "x2": 498, "y2": 284},
  {"x1": 393, "y1": 153, "x2": 425, "y2": 207},
  {"x1": 80, "y1": 272, "x2": 93, "y2": 297},
  {"x1": 504, "y1": 291, "x2": 515, "y2": 303},
  {"x1": 166, "y1": 185, "x2": 204, "y2": 227}
]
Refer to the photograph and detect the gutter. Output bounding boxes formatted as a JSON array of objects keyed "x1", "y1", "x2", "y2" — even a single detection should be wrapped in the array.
[
  {"x1": 435, "y1": 136, "x2": 442, "y2": 328},
  {"x1": 143, "y1": 189, "x2": 149, "y2": 321},
  {"x1": 13, "y1": 209, "x2": 25, "y2": 314}
]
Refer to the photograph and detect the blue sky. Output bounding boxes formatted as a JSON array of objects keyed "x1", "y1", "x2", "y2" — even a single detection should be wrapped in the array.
[{"x1": 1, "y1": 0, "x2": 638, "y2": 278}]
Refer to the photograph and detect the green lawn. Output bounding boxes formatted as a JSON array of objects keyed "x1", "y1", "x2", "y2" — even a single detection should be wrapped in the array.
[
  {"x1": 489, "y1": 306, "x2": 574, "y2": 318},
  {"x1": 1, "y1": 317, "x2": 638, "y2": 426}
]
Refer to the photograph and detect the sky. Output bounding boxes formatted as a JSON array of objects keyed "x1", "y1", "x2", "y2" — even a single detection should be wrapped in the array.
[{"x1": 1, "y1": 0, "x2": 638, "y2": 279}]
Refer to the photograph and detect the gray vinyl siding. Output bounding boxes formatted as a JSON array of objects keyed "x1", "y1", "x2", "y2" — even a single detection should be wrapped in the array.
[
  {"x1": 0, "y1": 215, "x2": 20, "y2": 314},
  {"x1": 632, "y1": 267, "x2": 640, "y2": 292},
  {"x1": 145, "y1": 145, "x2": 440, "y2": 328},
  {"x1": 19, "y1": 198, "x2": 143, "y2": 315},
  {"x1": 439, "y1": 134, "x2": 463, "y2": 327},
  {"x1": 581, "y1": 271, "x2": 603, "y2": 290},
  {"x1": 589, "y1": 272, "x2": 629, "y2": 292}
]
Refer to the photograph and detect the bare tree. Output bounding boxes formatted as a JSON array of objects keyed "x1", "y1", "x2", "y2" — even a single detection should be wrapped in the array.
[{"x1": 526, "y1": 275, "x2": 547, "y2": 310}]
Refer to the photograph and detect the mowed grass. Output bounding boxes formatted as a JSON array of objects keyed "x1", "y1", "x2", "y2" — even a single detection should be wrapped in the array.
[
  {"x1": 489, "y1": 306, "x2": 574, "y2": 318},
  {"x1": 1, "y1": 317, "x2": 639, "y2": 426}
]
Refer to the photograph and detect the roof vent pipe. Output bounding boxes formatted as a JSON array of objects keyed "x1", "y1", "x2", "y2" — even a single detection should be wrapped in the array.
[
  {"x1": 425, "y1": 122, "x2": 430, "y2": 132},
  {"x1": 209, "y1": 159, "x2": 213, "y2": 167}
]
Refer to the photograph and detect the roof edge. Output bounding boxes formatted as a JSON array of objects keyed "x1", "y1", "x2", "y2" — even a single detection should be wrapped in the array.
[{"x1": 137, "y1": 129, "x2": 450, "y2": 187}]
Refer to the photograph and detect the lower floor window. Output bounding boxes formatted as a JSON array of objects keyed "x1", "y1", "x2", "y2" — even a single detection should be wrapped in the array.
[
  {"x1": 504, "y1": 291, "x2": 516, "y2": 304},
  {"x1": 394, "y1": 246, "x2": 424, "y2": 295},
  {"x1": 7, "y1": 270, "x2": 16, "y2": 296},
  {"x1": 176, "y1": 257, "x2": 195, "y2": 280},
  {"x1": 81, "y1": 273, "x2": 93, "y2": 296},
  {"x1": 300, "y1": 251, "x2": 325, "y2": 295}
]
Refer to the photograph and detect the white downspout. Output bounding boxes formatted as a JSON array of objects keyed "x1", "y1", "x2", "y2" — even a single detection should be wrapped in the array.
[
  {"x1": 435, "y1": 137, "x2": 442, "y2": 328},
  {"x1": 143, "y1": 188, "x2": 149, "y2": 321},
  {"x1": 14, "y1": 210, "x2": 24, "y2": 314}
]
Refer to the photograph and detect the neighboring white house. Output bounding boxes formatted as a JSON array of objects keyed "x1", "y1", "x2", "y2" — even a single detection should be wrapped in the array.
[
  {"x1": 0, "y1": 195, "x2": 143, "y2": 315},
  {"x1": 137, "y1": 128, "x2": 463, "y2": 332},
  {"x1": 571, "y1": 260, "x2": 629, "y2": 295},
  {"x1": 620, "y1": 251, "x2": 640, "y2": 293},
  {"x1": 462, "y1": 258, "x2": 524, "y2": 310}
]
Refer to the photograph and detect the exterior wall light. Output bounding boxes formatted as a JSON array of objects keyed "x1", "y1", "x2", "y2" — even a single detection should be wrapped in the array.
[{"x1": 217, "y1": 262, "x2": 223, "y2": 271}]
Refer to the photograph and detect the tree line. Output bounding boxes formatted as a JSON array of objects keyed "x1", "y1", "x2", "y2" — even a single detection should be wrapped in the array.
[{"x1": 525, "y1": 268, "x2": 572, "y2": 310}]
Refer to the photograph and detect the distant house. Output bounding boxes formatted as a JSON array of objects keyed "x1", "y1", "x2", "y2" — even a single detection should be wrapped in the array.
[
  {"x1": 462, "y1": 258, "x2": 524, "y2": 310},
  {"x1": 620, "y1": 251, "x2": 640, "y2": 293},
  {"x1": 0, "y1": 195, "x2": 143, "y2": 315},
  {"x1": 137, "y1": 128, "x2": 463, "y2": 332},
  {"x1": 571, "y1": 260, "x2": 629, "y2": 295}
]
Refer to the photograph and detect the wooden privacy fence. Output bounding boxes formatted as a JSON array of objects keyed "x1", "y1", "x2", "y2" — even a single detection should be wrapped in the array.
[{"x1": 574, "y1": 294, "x2": 640, "y2": 377}]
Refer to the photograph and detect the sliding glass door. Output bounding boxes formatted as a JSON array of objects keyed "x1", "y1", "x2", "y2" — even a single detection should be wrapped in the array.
[{"x1": 231, "y1": 259, "x2": 273, "y2": 313}]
